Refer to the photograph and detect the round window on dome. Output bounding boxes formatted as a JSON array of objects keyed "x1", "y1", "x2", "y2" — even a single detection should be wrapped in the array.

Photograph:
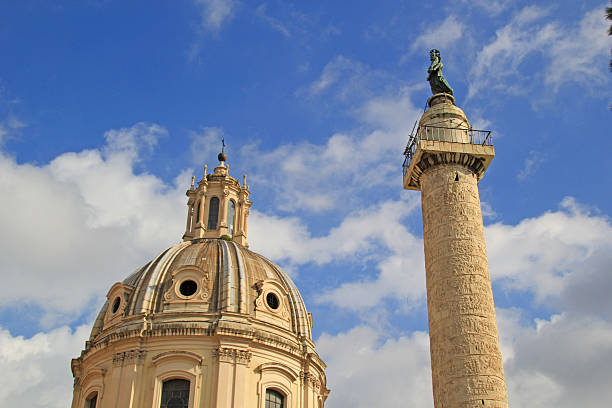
[
  {"x1": 179, "y1": 279, "x2": 198, "y2": 297},
  {"x1": 111, "y1": 296, "x2": 121, "y2": 314},
  {"x1": 266, "y1": 292, "x2": 280, "y2": 310}
]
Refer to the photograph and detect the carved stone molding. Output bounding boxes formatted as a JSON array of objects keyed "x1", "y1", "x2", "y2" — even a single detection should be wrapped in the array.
[
  {"x1": 214, "y1": 347, "x2": 252, "y2": 365},
  {"x1": 300, "y1": 371, "x2": 321, "y2": 390},
  {"x1": 112, "y1": 349, "x2": 146, "y2": 366}
]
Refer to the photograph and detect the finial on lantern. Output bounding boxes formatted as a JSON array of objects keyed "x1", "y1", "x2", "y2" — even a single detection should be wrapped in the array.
[
  {"x1": 218, "y1": 138, "x2": 227, "y2": 163},
  {"x1": 190, "y1": 175, "x2": 195, "y2": 189}
]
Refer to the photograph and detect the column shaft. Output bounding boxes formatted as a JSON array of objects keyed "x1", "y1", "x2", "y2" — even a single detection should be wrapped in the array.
[{"x1": 421, "y1": 163, "x2": 508, "y2": 408}]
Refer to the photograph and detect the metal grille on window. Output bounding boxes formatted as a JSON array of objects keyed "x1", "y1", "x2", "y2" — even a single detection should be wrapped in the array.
[
  {"x1": 160, "y1": 379, "x2": 190, "y2": 408},
  {"x1": 207, "y1": 197, "x2": 219, "y2": 230},
  {"x1": 227, "y1": 200, "x2": 235, "y2": 236},
  {"x1": 265, "y1": 389, "x2": 284, "y2": 408}
]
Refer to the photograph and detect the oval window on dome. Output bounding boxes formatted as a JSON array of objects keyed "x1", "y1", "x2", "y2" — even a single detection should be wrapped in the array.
[
  {"x1": 227, "y1": 200, "x2": 235, "y2": 237},
  {"x1": 111, "y1": 296, "x2": 121, "y2": 313},
  {"x1": 179, "y1": 280, "x2": 198, "y2": 297},
  {"x1": 266, "y1": 292, "x2": 280, "y2": 310},
  {"x1": 207, "y1": 197, "x2": 219, "y2": 230}
]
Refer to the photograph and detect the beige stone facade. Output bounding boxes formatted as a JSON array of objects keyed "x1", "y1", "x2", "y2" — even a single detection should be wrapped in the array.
[
  {"x1": 71, "y1": 159, "x2": 328, "y2": 408},
  {"x1": 404, "y1": 94, "x2": 509, "y2": 407}
]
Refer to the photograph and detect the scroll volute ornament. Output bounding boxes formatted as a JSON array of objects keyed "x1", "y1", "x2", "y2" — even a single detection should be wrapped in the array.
[
  {"x1": 103, "y1": 282, "x2": 134, "y2": 327},
  {"x1": 253, "y1": 279, "x2": 291, "y2": 329}
]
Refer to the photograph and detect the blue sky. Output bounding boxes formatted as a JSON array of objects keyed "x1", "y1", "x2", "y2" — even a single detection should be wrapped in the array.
[{"x1": 0, "y1": 0, "x2": 611, "y2": 406}]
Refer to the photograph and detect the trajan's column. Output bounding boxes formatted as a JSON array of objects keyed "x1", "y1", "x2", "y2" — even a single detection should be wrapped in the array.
[{"x1": 403, "y1": 49, "x2": 509, "y2": 407}]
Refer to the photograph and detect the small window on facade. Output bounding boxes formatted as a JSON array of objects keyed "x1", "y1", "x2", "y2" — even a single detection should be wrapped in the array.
[
  {"x1": 86, "y1": 393, "x2": 98, "y2": 408},
  {"x1": 207, "y1": 197, "x2": 219, "y2": 230},
  {"x1": 111, "y1": 296, "x2": 121, "y2": 313},
  {"x1": 160, "y1": 379, "x2": 190, "y2": 408},
  {"x1": 179, "y1": 279, "x2": 198, "y2": 297},
  {"x1": 266, "y1": 292, "x2": 280, "y2": 310},
  {"x1": 227, "y1": 200, "x2": 236, "y2": 236},
  {"x1": 265, "y1": 389, "x2": 284, "y2": 408},
  {"x1": 195, "y1": 201, "x2": 201, "y2": 225}
]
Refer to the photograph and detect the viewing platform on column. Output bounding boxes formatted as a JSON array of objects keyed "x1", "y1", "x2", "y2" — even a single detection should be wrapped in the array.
[{"x1": 403, "y1": 93, "x2": 495, "y2": 191}]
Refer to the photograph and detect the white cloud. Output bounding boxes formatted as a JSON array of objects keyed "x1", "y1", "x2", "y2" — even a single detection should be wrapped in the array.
[
  {"x1": 0, "y1": 123, "x2": 186, "y2": 327},
  {"x1": 0, "y1": 325, "x2": 90, "y2": 408},
  {"x1": 517, "y1": 149, "x2": 547, "y2": 180},
  {"x1": 499, "y1": 310, "x2": 612, "y2": 407},
  {"x1": 317, "y1": 326, "x2": 433, "y2": 407},
  {"x1": 302, "y1": 56, "x2": 402, "y2": 103},
  {"x1": 305, "y1": 56, "x2": 363, "y2": 97},
  {"x1": 249, "y1": 196, "x2": 425, "y2": 310},
  {"x1": 310, "y1": 196, "x2": 612, "y2": 315},
  {"x1": 410, "y1": 15, "x2": 464, "y2": 53},
  {"x1": 248, "y1": 78, "x2": 420, "y2": 214},
  {"x1": 469, "y1": 5, "x2": 611, "y2": 98},
  {"x1": 486, "y1": 197, "x2": 612, "y2": 301},
  {"x1": 0, "y1": 114, "x2": 27, "y2": 145},
  {"x1": 102, "y1": 121, "x2": 165, "y2": 161},
  {"x1": 250, "y1": 196, "x2": 420, "y2": 266},
  {"x1": 256, "y1": 3, "x2": 291, "y2": 38},
  {"x1": 190, "y1": 126, "x2": 224, "y2": 165},
  {"x1": 7, "y1": 114, "x2": 26, "y2": 129},
  {"x1": 193, "y1": 0, "x2": 236, "y2": 31},
  {"x1": 461, "y1": 0, "x2": 511, "y2": 16},
  {"x1": 189, "y1": 0, "x2": 237, "y2": 61}
]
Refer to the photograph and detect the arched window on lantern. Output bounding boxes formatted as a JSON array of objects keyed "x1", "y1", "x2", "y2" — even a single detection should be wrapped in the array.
[
  {"x1": 160, "y1": 379, "x2": 190, "y2": 408},
  {"x1": 86, "y1": 392, "x2": 98, "y2": 408},
  {"x1": 265, "y1": 389, "x2": 284, "y2": 408},
  {"x1": 227, "y1": 199, "x2": 236, "y2": 236},
  {"x1": 207, "y1": 197, "x2": 219, "y2": 230},
  {"x1": 195, "y1": 201, "x2": 201, "y2": 225}
]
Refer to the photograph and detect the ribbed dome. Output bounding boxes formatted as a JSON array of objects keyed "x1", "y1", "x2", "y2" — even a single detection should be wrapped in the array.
[{"x1": 89, "y1": 238, "x2": 312, "y2": 343}]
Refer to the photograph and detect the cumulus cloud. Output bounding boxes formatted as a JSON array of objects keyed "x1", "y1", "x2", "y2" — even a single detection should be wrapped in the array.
[
  {"x1": 410, "y1": 15, "x2": 464, "y2": 54},
  {"x1": 317, "y1": 326, "x2": 433, "y2": 407},
  {"x1": 310, "y1": 196, "x2": 612, "y2": 318},
  {"x1": 499, "y1": 309, "x2": 612, "y2": 407},
  {"x1": 468, "y1": 5, "x2": 611, "y2": 98},
  {"x1": 248, "y1": 79, "x2": 420, "y2": 213},
  {"x1": 0, "y1": 325, "x2": 90, "y2": 408},
  {"x1": 190, "y1": 126, "x2": 224, "y2": 165},
  {"x1": 486, "y1": 197, "x2": 612, "y2": 301},
  {"x1": 251, "y1": 195, "x2": 419, "y2": 257},
  {"x1": 0, "y1": 123, "x2": 186, "y2": 327}
]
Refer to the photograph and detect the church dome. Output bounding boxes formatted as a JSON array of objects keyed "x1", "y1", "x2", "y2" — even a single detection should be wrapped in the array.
[
  {"x1": 88, "y1": 238, "x2": 312, "y2": 343},
  {"x1": 71, "y1": 155, "x2": 328, "y2": 408}
]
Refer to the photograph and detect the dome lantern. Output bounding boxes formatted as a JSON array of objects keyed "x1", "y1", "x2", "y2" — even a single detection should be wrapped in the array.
[{"x1": 182, "y1": 145, "x2": 251, "y2": 247}]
